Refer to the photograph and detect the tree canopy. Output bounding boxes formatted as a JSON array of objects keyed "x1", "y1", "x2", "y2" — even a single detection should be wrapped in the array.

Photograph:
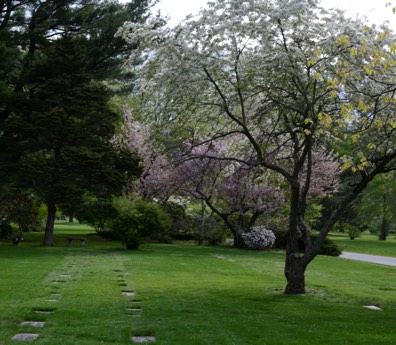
[
  {"x1": 118, "y1": 0, "x2": 396, "y2": 293},
  {"x1": 0, "y1": 0, "x2": 154, "y2": 245}
]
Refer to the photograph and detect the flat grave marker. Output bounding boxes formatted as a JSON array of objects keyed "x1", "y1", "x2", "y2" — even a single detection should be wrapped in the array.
[
  {"x1": 11, "y1": 333, "x2": 39, "y2": 341},
  {"x1": 131, "y1": 336, "x2": 156, "y2": 343},
  {"x1": 122, "y1": 291, "x2": 135, "y2": 297},
  {"x1": 21, "y1": 321, "x2": 45, "y2": 328}
]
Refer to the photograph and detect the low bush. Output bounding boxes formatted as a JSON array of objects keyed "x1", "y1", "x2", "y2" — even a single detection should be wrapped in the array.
[
  {"x1": 242, "y1": 226, "x2": 276, "y2": 250},
  {"x1": 334, "y1": 221, "x2": 362, "y2": 240},
  {"x1": 0, "y1": 222, "x2": 23, "y2": 244},
  {"x1": 190, "y1": 214, "x2": 225, "y2": 246},
  {"x1": 170, "y1": 216, "x2": 197, "y2": 241},
  {"x1": 203, "y1": 218, "x2": 226, "y2": 246},
  {"x1": 111, "y1": 197, "x2": 171, "y2": 249},
  {"x1": 272, "y1": 228, "x2": 341, "y2": 256},
  {"x1": 0, "y1": 221, "x2": 13, "y2": 239},
  {"x1": 346, "y1": 224, "x2": 361, "y2": 240},
  {"x1": 299, "y1": 234, "x2": 342, "y2": 257},
  {"x1": 161, "y1": 201, "x2": 196, "y2": 241},
  {"x1": 75, "y1": 199, "x2": 117, "y2": 237},
  {"x1": 272, "y1": 227, "x2": 289, "y2": 249},
  {"x1": 12, "y1": 198, "x2": 46, "y2": 232},
  {"x1": 316, "y1": 236, "x2": 342, "y2": 256}
]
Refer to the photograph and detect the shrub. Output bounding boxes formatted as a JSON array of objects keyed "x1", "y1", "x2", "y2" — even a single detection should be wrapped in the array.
[
  {"x1": 190, "y1": 214, "x2": 225, "y2": 245},
  {"x1": 11, "y1": 230, "x2": 23, "y2": 245},
  {"x1": 203, "y1": 217, "x2": 226, "y2": 246},
  {"x1": 75, "y1": 199, "x2": 118, "y2": 238},
  {"x1": 242, "y1": 226, "x2": 276, "y2": 250},
  {"x1": 0, "y1": 222, "x2": 24, "y2": 244},
  {"x1": 5, "y1": 194, "x2": 46, "y2": 232},
  {"x1": 14, "y1": 199, "x2": 46, "y2": 232},
  {"x1": 272, "y1": 228, "x2": 341, "y2": 257},
  {"x1": 110, "y1": 197, "x2": 171, "y2": 249},
  {"x1": 316, "y1": 236, "x2": 342, "y2": 256},
  {"x1": 0, "y1": 221, "x2": 13, "y2": 239},
  {"x1": 272, "y1": 227, "x2": 289, "y2": 249},
  {"x1": 345, "y1": 224, "x2": 361, "y2": 240},
  {"x1": 334, "y1": 221, "x2": 363, "y2": 240},
  {"x1": 299, "y1": 234, "x2": 342, "y2": 257},
  {"x1": 161, "y1": 201, "x2": 194, "y2": 241},
  {"x1": 170, "y1": 216, "x2": 197, "y2": 241}
]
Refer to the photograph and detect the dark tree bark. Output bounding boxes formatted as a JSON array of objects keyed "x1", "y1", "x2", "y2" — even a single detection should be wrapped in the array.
[
  {"x1": 197, "y1": 194, "x2": 250, "y2": 248},
  {"x1": 233, "y1": 231, "x2": 245, "y2": 248},
  {"x1": 43, "y1": 201, "x2": 56, "y2": 246},
  {"x1": 284, "y1": 255, "x2": 307, "y2": 294},
  {"x1": 197, "y1": 199, "x2": 206, "y2": 245},
  {"x1": 284, "y1": 183, "x2": 307, "y2": 294},
  {"x1": 68, "y1": 209, "x2": 74, "y2": 223},
  {"x1": 379, "y1": 215, "x2": 388, "y2": 241},
  {"x1": 378, "y1": 193, "x2": 388, "y2": 240}
]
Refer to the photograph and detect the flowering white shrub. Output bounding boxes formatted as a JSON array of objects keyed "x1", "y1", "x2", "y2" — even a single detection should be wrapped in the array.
[{"x1": 242, "y1": 226, "x2": 276, "y2": 250}]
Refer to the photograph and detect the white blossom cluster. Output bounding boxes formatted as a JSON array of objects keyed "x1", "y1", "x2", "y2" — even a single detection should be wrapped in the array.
[{"x1": 242, "y1": 226, "x2": 276, "y2": 250}]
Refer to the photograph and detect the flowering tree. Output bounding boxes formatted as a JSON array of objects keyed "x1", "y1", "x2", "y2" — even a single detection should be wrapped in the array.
[
  {"x1": 119, "y1": 113, "x2": 284, "y2": 246},
  {"x1": 118, "y1": 108, "x2": 180, "y2": 202},
  {"x1": 178, "y1": 143, "x2": 285, "y2": 247},
  {"x1": 119, "y1": 0, "x2": 396, "y2": 294}
]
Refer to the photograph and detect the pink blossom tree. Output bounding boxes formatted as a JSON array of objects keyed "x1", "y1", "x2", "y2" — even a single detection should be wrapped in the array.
[
  {"x1": 120, "y1": 110, "x2": 340, "y2": 248},
  {"x1": 177, "y1": 143, "x2": 285, "y2": 247},
  {"x1": 119, "y1": 115, "x2": 285, "y2": 246},
  {"x1": 117, "y1": 108, "x2": 182, "y2": 202}
]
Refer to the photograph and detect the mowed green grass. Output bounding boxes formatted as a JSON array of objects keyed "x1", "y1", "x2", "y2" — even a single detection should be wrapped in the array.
[
  {"x1": 0, "y1": 223, "x2": 395, "y2": 345},
  {"x1": 329, "y1": 231, "x2": 396, "y2": 256}
]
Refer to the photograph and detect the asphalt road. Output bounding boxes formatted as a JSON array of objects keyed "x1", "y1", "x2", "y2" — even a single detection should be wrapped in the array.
[{"x1": 340, "y1": 252, "x2": 396, "y2": 267}]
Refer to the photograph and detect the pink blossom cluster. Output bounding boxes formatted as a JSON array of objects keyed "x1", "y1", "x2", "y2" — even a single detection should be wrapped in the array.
[{"x1": 300, "y1": 149, "x2": 341, "y2": 200}]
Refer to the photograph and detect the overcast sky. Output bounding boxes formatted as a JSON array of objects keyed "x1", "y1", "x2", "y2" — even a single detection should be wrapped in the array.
[{"x1": 151, "y1": 0, "x2": 396, "y2": 28}]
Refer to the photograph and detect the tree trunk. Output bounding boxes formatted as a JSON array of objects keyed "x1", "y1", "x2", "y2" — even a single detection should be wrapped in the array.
[
  {"x1": 43, "y1": 201, "x2": 56, "y2": 246},
  {"x1": 284, "y1": 182, "x2": 306, "y2": 294},
  {"x1": 68, "y1": 209, "x2": 74, "y2": 223},
  {"x1": 379, "y1": 193, "x2": 388, "y2": 241},
  {"x1": 284, "y1": 253, "x2": 307, "y2": 294},
  {"x1": 233, "y1": 231, "x2": 245, "y2": 248},
  {"x1": 198, "y1": 199, "x2": 206, "y2": 245},
  {"x1": 379, "y1": 216, "x2": 388, "y2": 241}
]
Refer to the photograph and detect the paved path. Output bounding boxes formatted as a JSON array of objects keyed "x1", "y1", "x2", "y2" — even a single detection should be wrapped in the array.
[{"x1": 340, "y1": 252, "x2": 396, "y2": 267}]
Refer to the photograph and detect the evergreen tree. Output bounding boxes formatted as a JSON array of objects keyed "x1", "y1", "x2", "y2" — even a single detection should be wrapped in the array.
[
  {"x1": 1, "y1": 37, "x2": 141, "y2": 245},
  {"x1": 0, "y1": 0, "x2": 153, "y2": 245}
]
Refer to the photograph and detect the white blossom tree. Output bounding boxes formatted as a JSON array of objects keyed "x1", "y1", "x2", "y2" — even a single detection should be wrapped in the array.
[{"x1": 118, "y1": 0, "x2": 396, "y2": 294}]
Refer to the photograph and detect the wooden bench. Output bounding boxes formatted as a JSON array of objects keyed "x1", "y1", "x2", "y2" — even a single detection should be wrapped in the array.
[{"x1": 66, "y1": 237, "x2": 87, "y2": 246}]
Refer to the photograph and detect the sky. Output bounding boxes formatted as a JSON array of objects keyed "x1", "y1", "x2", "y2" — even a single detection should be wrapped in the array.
[{"x1": 151, "y1": 0, "x2": 396, "y2": 28}]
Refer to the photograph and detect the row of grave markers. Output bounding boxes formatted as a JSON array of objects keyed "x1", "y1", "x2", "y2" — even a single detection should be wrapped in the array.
[
  {"x1": 11, "y1": 263, "x2": 157, "y2": 343},
  {"x1": 116, "y1": 269, "x2": 156, "y2": 343},
  {"x1": 11, "y1": 264, "x2": 74, "y2": 341}
]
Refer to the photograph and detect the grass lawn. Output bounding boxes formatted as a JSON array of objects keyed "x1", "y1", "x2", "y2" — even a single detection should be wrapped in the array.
[
  {"x1": 0, "y1": 223, "x2": 395, "y2": 344},
  {"x1": 328, "y1": 231, "x2": 396, "y2": 257}
]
